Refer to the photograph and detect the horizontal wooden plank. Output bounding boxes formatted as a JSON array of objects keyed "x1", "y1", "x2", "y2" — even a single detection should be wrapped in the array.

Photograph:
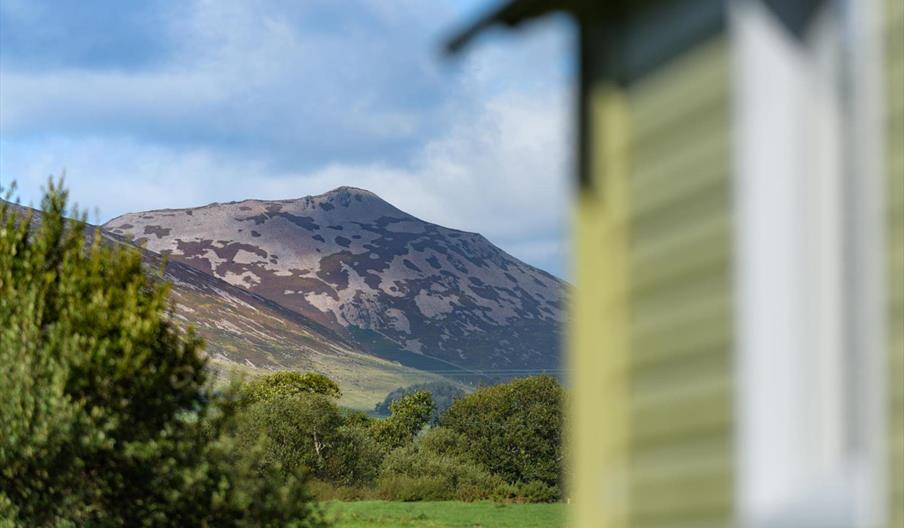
[
  {"x1": 631, "y1": 187, "x2": 730, "y2": 252},
  {"x1": 621, "y1": 31, "x2": 733, "y2": 528},
  {"x1": 630, "y1": 373, "x2": 732, "y2": 444},
  {"x1": 630, "y1": 100, "x2": 729, "y2": 183},
  {"x1": 628, "y1": 38, "x2": 728, "y2": 145},
  {"x1": 630, "y1": 316, "x2": 731, "y2": 372},
  {"x1": 630, "y1": 214, "x2": 730, "y2": 296},
  {"x1": 630, "y1": 132, "x2": 730, "y2": 218}
]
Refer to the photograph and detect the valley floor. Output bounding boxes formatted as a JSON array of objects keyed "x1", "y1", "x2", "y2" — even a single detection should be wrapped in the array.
[{"x1": 322, "y1": 501, "x2": 565, "y2": 527}]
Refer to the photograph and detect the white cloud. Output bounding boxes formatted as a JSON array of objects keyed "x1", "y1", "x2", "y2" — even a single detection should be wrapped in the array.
[
  {"x1": 2, "y1": 80, "x2": 571, "y2": 269},
  {"x1": 0, "y1": 0, "x2": 573, "y2": 276}
]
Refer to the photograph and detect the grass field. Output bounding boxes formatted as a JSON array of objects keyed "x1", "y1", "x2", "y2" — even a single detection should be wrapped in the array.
[{"x1": 322, "y1": 501, "x2": 565, "y2": 527}]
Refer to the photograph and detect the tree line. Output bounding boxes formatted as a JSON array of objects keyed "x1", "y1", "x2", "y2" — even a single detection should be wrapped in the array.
[{"x1": 239, "y1": 371, "x2": 562, "y2": 504}]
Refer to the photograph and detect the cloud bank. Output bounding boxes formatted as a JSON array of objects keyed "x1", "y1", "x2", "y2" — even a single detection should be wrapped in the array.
[{"x1": 0, "y1": 0, "x2": 573, "y2": 276}]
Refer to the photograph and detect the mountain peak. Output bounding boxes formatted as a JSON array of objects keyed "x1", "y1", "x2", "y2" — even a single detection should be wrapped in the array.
[
  {"x1": 308, "y1": 186, "x2": 391, "y2": 210},
  {"x1": 103, "y1": 187, "x2": 564, "y2": 371},
  {"x1": 323, "y1": 185, "x2": 379, "y2": 198}
]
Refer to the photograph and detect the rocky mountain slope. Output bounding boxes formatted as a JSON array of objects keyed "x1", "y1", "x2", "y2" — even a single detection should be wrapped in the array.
[
  {"x1": 2, "y1": 198, "x2": 444, "y2": 409},
  {"x1": 146, "y1": 248, "x2": 446, "y2": 410},
  {"x1": 104, "y1": 187, "x2": 565, "y2": 371}
]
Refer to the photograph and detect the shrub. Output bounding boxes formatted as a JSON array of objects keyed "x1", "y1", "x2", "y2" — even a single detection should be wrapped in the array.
[
  {"x1": 440, "y1": 376, "x2": 563, "y2": 487},
  {"x1": 306, "y1": 480, "x2": 378, "y2": 501},
  {"x1": 376, "y1": 474, "x2": 451, "y2": 502},
  {"x1": 0, "y1": 181, "x2": 325, "y2": 527},
  {"x1": 491, "y1": 481, "x2": 561, "y2": 503},
  {"x1": 416, "y1": 426, "x2": 473, "y2": 461},
  {"x1": 376, "y1": 443, "x2": 502, "y2": 502},
  {"x1": 518, "y1": 480, "x2": 560, "y2": 503}
]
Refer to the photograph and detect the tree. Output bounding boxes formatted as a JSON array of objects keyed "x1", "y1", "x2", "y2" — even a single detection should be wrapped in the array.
[
  {"x1": 371, "y1": 391, "x2": 435, "y2": 452},
  {"x1": 241, "y1": 371, "x2": 341, "y2": 404},
  {"x1": 440, "y1": 376, "x2": 563, "y2": 487},
  {"x1": 234, "y1": 383, "x2": 383, "y2": 487},
  {"x1": 373, "y1": 382, "x2": 464, "y2": 424},
  {"x1": 388, "y1": 390, "x2": 435, "y2": 438},
  {"x1": 235, "y1": 394, "x2": 343, "y2": 480},
  {"x1": 0, "y1": 181, "x2": 325, "y2": 527}
]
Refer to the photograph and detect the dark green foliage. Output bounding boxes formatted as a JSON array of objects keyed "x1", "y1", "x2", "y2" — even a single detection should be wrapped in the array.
[
  {"x1": 373, "y1": 382, "x2": 464, "y2": 423},
  {"x1": 491, "y1": 481, "x2": 561, "y2": 504},
  {"x1": 372, "y1": 425, "x2": 560, "y2": 504},
  {"x1": 235, "y1": 394, "x2": 344, "y2": 479},
  {"x1": 441, "y1": 376, "x2": 563, "y2": 488},
  {"x1": 325, "y1": 422, "x2": 383, "y2": 486},
  {"x1": 0, "y1": 181, "x2": 325, "y2": 527},
  {"x1": 241, "y1": 371, "x2": 342, "y2": 403},
  {"x1": 376, "y1": 446, "x2": 502, "y2": 502},
  {"x1": 371, "y1": 391, "x2": 435, "y2": 452},
  {"x1": 230, "y1": 374, "x2": 562, "y2": 503},
  {"x1": 375, "y1": 426, "x2": 502, "y2": 502},
  {"x1": 234, "y1": 392, "x2": 382, "y2": 487},
  {"x1": 416, "y1": 426, "x2": 473, "y2": 462},
  {"x1": 388, "y1": 391, "x2": 434, "y2": 438}
]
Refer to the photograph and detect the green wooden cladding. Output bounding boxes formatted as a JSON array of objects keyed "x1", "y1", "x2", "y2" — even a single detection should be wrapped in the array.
[
  {"x1": 625, "y1": 37, "x2": 733, "y2": 528},
  {"x1": 886, "y1": 0, "x2": 903, "y2": 526}
]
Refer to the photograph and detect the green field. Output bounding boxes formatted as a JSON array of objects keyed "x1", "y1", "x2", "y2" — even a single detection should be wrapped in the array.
[{"x1": 323, "y1": 501, "x2": 565, "y2": 527}]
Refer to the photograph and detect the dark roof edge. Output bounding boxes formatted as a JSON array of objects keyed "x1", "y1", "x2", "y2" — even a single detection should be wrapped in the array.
[
  {"x1": 444, "y1": 0, "x2": 672, "y2": 55},
  {"x1": 445, "y1": 0, "x2": 565, "y2": 54},
  {"x1": 446, "y1": 0, "x2": 831, "y2": 55}
]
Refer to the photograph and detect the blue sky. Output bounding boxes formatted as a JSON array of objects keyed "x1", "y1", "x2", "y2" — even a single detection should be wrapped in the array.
[{"x1": 0, "y1": 0, "x2": 573, "y2": 277}]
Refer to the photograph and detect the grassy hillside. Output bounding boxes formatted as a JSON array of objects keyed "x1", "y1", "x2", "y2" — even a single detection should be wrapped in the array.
[{"x1": 208, "y1": 357, "x2": 450, "y2": 411}]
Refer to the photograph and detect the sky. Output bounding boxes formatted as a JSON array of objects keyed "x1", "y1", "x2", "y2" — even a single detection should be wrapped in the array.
[{"x1": 0, "y1": 0, "x2": 574, "y2": 277}]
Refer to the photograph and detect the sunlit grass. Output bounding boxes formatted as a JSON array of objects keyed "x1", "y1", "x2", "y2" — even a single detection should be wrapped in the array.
[{"x1": 322, "y1": 501, "x2": 565, "y2": 528}]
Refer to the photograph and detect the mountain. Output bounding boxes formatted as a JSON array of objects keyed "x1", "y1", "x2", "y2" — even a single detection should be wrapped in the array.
[
  {"x1": 103, "y1": 187, "x2": 565, "y2": 372},
  {"x1": 2, "y1": 198, "x2": 445, "y2": 410},
  {"x1": 143, "y1": 246, "x2": 446, "y2": 410}
]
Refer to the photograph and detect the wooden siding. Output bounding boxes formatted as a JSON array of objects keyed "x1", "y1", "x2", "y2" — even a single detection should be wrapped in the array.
[
  {"x1": 886, "y1": 0, "x2": 903, "y2": 525},
  {"x1": 625, "y1": 37, "x2": 733, "y2": 528},
  {"x1": 570, "y1": 83, "x2": 632, "y2": 528}
]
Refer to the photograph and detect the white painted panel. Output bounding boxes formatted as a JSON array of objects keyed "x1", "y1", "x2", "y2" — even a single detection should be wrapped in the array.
[{"x1": 729, "y1": 0, "x2": 884, "y2": 526}]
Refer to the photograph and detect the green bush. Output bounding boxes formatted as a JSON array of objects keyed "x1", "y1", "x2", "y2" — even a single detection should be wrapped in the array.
[
  {"x1": 416, "y1": 426, "x2": 473, "y2": 461},
  {"x1": 376, "y1": 474, "x2": 451, "y2": 502},
  {"x1": 491, "y1": 481, "x2": 561, "y2": 503},
  {"x1": 376, "y1": 443, "x2": 502, "y2": 502},
  {"x1": 0, "y1": 182, "x2": 325, "y2": 527},
  {"x1": 305, "y1": 480, "x2": 379, "y2": 501},
  {"x1": 441, "y1": 376, "x2": 563, "y2": 487},
  {"x1": 518, "y1": 480, "x2": 560, "y2": 503}
]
